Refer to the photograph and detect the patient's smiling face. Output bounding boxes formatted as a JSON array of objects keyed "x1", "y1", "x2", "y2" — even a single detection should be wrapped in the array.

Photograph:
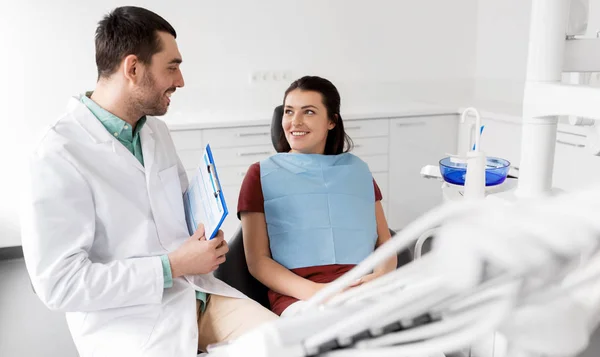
[{"x1": 282, "y1": 89, "x2": 335, "y2": 155}]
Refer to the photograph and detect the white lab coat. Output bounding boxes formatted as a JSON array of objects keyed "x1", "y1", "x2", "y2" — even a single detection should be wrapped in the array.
[{"x1": 20, "y1": 96, "x2": 247, "y2": 357}]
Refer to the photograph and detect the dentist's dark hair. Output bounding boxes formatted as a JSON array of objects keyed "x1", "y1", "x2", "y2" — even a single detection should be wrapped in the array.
[
  {"x1": 278, "y1": 76, "x2": 353, "y2": 155},
  {"x1": 94, "y1": 6, "x2": 176, "y2": 79}
]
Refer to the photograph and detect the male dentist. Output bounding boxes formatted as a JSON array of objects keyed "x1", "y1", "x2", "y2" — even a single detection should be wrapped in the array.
[{"x1": 21, "y1": 6, "x2": 276, "y2": 357}]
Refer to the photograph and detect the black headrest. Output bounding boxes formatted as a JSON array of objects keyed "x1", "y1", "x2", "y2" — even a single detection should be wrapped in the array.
[{"x1": 271, "y1": 105, "x2": 284, "y2": 152}]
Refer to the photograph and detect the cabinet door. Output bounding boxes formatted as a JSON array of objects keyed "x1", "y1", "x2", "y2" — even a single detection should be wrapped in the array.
[{"x1": 388, "y1": 115, "x2": 458, "y2": 230}]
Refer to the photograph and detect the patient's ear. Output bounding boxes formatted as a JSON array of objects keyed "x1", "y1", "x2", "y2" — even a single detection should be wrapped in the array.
[{"x1": 328, "y1": 114, "x2": 338, "y2": 130}]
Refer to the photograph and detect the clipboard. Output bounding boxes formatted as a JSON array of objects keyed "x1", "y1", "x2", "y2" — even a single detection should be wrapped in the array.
[{"x1": 183, "y1": 143, "x2": 228, "y2": 239}]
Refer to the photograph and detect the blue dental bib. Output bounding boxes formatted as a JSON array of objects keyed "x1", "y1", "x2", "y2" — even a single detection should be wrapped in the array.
[{"x1": 260, "y1": 153, "x2": 377, "y2": 269}]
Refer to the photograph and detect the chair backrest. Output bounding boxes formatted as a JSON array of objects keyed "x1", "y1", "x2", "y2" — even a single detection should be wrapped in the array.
[{"x1": 271, "y1": 105, "x2": 285, "y2": 152}]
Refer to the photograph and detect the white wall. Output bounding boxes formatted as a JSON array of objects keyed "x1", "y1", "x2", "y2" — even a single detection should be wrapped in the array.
[
  {"x1": 0, "y1": 0, "x2": 479, "y2": 247},
  {"x1": 472, "y1": 0, "x2": 533, "y2": 109},
  {"x1": 14, "y1": 0, "x2": 479, "y2": 129},
  {"x1": 472, "y1": 0, "x2": 600, "y2": 110}
]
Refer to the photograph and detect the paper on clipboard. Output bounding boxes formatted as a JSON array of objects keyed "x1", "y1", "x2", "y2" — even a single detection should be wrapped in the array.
[{"x1": 183, "y1": 143, "x2": 228, "y2": 239}]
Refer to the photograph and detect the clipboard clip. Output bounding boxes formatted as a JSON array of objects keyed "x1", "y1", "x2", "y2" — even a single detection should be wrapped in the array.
[{"x1": 207, "y1": 163, "x2": 221, "y2": 198}]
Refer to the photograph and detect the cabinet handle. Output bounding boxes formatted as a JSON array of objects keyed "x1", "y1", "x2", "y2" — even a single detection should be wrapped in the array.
[
  {"x1": 345, "y1": 126, "x2": 362, "y2": 130},
  {"x1": 557, "y1": 130, "x2": 586, "y2": 138},
  {"x1": 238, "y1": 171, "x2": 247, "y2": 176},
  {"x1": 236, "y1": 132, "x2": 270, "y2": 137},
  {"x1": 556, "y1": 139, "x2": 585, "y2": 148},
  {"x1": 353, "y1": 144, "x2": 362, "y2": 149},
  {"x1": 396, "y1": 122, "x2": 426, "y2": 127},
  {"x1": 237, "y1": 151, "x2": 273, "y2": 157}
]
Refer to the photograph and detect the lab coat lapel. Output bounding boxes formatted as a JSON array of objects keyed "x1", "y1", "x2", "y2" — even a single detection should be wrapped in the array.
[
  {"x1": 140, "y1": 122, "x2": 181, "y2": 252},
  {"x1": 69, "y1": 97, "x2": 145, "y2": 173},
  {"x1": 140, "y1": 124, "x2": 156, "y2": 182},
  {"x1": 113, "y1": 142, "x2": 145, "y2": 173}
]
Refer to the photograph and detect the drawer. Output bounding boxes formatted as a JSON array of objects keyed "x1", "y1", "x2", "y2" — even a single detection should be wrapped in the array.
[
  {"x1": 170, "y1": 130, "x2": 203, "y2": 150},
  {"x1": 215, "y1": 166, "x2": 251, "y2": 186},
  {"x1": 211, "y1": 145, "x2": 276, "y2": 168},
  {"x1": 344, "y1": 119, "x2": 389, "y2": 138},
  {"x1": 202, "y1": 125, "x2": 272, "y2": 149},
  {"x1": 351, "y1": 137, "x2": 389, "y2": 156},
  {"x1": 361, "y1": 155, "x2": 388, "y2": 173}
]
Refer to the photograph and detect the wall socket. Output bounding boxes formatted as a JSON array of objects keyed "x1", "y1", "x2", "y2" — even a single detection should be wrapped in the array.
[{"x1": 249, "y1": 70, "x2": 293, "y2": 84}]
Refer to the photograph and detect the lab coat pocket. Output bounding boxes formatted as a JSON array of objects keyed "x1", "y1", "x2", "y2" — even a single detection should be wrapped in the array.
[
  {"x1": 81, "y1": 304, "x2": 162, "y2": 353},
  {"x1": 158, "y1": 165, "x2": 186, "y2": 226}
]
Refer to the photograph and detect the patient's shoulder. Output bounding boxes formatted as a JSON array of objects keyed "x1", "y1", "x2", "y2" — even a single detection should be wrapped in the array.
[
  {"x1": 237, "y1": 162, "x2": 265, "y2": 217},
  {"x1": 246, "y1": 161, "x2": 260, "y2": 174},
  {"x1": 242, "y1": 162, "x2": 261, "y2": 188}
]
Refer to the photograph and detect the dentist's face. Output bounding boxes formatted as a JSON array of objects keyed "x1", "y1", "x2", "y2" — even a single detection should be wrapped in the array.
[
  {"x1": 283, "y1": 90, "x2": 335, "y2": 155},
  {"x1": 131, "y1": 31, "x2": 185, "y2": 116}
]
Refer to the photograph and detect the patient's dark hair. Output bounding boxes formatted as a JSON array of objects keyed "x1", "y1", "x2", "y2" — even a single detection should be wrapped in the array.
[{"x1": 278, "y1": 76, "x2": 353, "y2": 155}]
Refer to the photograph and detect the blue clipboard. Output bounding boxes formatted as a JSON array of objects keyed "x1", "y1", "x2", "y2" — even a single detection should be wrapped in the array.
[{"x1": 183, "y1": 144, "x2": 228, "y2": 239}]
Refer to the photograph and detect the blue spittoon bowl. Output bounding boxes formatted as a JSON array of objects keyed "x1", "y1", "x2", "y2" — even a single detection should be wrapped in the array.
[{"x1": 439, "y1": 156, "x2": 510, "y2": 187}]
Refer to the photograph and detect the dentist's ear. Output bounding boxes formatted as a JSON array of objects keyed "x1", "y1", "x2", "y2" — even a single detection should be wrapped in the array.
[{"x1": 122, "y1": 54, "x2": 139, "y2": 83}]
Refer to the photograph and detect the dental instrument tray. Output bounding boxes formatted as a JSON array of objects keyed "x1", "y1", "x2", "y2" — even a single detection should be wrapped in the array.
[{"x1": 439, "y1": 156, "x2": 510, "y2": 186}]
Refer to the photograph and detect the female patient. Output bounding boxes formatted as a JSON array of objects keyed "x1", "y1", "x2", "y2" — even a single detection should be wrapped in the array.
[{"x1": 237, "y1": 76, "x2": 397, "y2": 316}]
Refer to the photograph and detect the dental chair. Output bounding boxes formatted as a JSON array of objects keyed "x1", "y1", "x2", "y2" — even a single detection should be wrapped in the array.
[{"x1": 213, "y1": 105, "x2": 413, "y2": 308}]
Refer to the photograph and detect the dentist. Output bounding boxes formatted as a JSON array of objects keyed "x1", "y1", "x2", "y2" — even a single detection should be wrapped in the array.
[{"x1": 20, "y1": 6, "x2": 276, "y2": 357}]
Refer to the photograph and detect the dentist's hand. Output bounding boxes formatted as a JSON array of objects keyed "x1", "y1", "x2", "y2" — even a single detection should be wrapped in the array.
[{"x1": 168, "y1": 225, "x2": 229, "y2": 278}]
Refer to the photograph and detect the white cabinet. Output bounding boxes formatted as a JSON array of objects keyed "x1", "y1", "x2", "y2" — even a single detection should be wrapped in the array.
[
  {"x1": 388, "y1": 115, "x2": 459, "y2": 230},
  {"x1": 344, "y1": 119, "x2": 389, "y2": 138},
  {"x1": 170, "y1": 114, "x2": 458, "y2": 239},
  {"x1": 171, "y1": 119, "x2": 393, "y2": 240},
  {"x1": 202, "y1": 125, "x2": 272, "y2": 148},
  {"x1": 346, "y1": 120, "x2": 390, "y2": 214}
]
